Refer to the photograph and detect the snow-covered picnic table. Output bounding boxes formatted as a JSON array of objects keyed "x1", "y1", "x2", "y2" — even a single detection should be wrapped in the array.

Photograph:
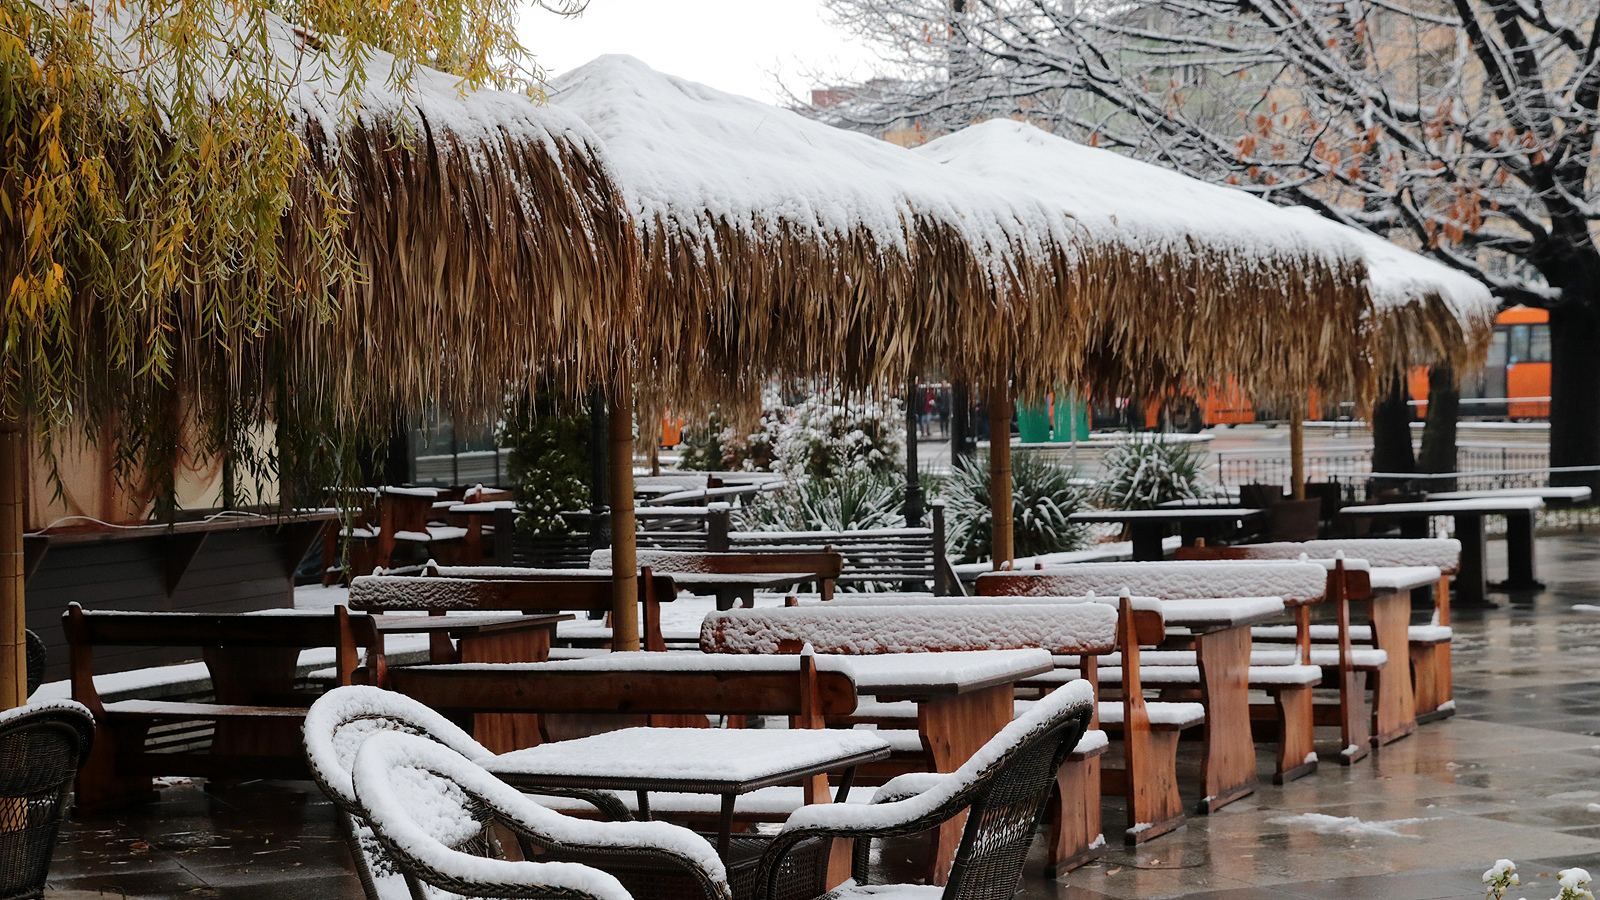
[
  {"x1": 483, "y1": 727, "x2": 890, "y2": 855},
  {"x1": 1067, "y1": 507, "x2": 1266, "y2": 560},
  {"x1": 1422, "y1": 486, "x2": 1591, "y2": 504},
  {"x1": 1340, "y1": 496, "x2": 1544, "y2": 603}
]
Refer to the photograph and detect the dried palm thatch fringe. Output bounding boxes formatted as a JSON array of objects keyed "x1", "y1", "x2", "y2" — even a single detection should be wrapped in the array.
[{"x1": 1368, "y1": 293, "x2": 1494, "y2": 385}]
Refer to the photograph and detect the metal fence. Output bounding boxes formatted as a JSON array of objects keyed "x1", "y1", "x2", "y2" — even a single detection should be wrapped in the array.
[{"x1": 1214, "y1": 444, "x2": 1556, "y2": 492}]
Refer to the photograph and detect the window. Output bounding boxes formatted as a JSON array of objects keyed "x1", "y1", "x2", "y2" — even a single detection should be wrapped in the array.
[
  {"x1": 1529, "y1": 324, "x2": 1552, "y2": 363},
  {"x1": 1508, "y1": 324, "x2": 1531, "y2": 364}
]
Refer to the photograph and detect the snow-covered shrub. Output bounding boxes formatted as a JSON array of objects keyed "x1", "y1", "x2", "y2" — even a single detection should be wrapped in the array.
[
  {"x1": 737, "y1": 469, "x2": 906, "y2": 532},
  {"x1": 722, "y1": 388, "x2": 904, "y2": 478},
  {"x1": 945, "y1": 451, "x2": 1092, "y2": 563},
  {"x1": 501, "y1": 398, "x2": 590, "y2": 536},
  {"x1": 1094, "y1": 435, "x2": 1218, "y2": 510},
  {"x1": 1482, "y1": 859, "x2": 1594, "y2": 900},
  {"x1": 676, "y1": 413, "x2": 726, "y2": 471}
]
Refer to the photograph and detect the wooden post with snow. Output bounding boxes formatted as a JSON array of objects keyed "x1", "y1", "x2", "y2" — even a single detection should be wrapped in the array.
[
  {"x1": 989, "y1": 380, "x2": 1013, "y2": 570},
  {"x1": 608, "y1": 389, "x2": 640, "y2": 652}
]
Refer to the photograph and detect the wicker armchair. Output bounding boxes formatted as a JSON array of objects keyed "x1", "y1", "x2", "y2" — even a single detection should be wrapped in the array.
[
  {"x1": 0, "y1": 700, "x2": 96, "y2": 900},
  {"x1": 304, "y1": 686, "x2": 630, "y2": 900},
  {"x1": 352, "y1": 730, "x2": 732, "y2": 900},
  {"x1": 753, "y1": 682, "x2": 1094, "y2": 900}
]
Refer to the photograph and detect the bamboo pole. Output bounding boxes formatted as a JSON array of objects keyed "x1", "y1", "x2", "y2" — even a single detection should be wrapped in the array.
[
  {"x1": 0, "y1": 418, "x2": 24, "y2": 709},
  {"x1": 989, "y1": 380, "x2": 1013, "y2": 570},
  {"x1": 608, "y1": 388, "x2": 640, "y2": 651},
  {"x1": 1289, "y1": 406, "x2": 1306, "y2": 501}
]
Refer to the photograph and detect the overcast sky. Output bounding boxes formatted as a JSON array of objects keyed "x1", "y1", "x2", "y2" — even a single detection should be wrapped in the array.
[{"x1": 520, "y1": 0, "x2": 882, "y2": 103}]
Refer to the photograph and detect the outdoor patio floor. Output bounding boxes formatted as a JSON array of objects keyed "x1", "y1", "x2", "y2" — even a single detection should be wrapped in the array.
[{"x1": 43, "y1": 532, "x2": 1600, "y2": 900}]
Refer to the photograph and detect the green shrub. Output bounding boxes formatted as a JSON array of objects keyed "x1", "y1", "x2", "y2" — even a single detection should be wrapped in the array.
[
  {"x1": 501, "y1": 398, "x2": 591, "y2": 536},
  {"x1": 945, "y1": 451, "x2": 1092, "y2": 563},
  {"x1": 737, "y1": 469, "x2": 906, "y2": 532},
  {"x1": 1093, "y1": 436, "x2": 1217, "y2": 510}
]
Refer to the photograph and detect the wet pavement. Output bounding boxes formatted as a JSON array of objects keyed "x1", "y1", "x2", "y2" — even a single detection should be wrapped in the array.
[{"x1": 44, "y1": 533, "x2": 1600, "y2": 899}]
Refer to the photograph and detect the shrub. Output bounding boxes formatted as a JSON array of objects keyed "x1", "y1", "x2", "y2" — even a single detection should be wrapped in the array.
[
  {"x1": 501, "y1": 398, "x2": 591, "y2": 536},
  {"x1": 720, "y1": 388, "x2": 904, "y2": 477},
  {"x1": 944, "y1": 451, "x2": 1093, "y2": 563},
  {"x1": 675, "y1": 413, "x2": 726, "y2": 471},
  {"x1": 1093, "y1": 435, "x2": 1218, "y2": 510},
  {"x1": 737, "y1": 469, "x2": 906, "y2": 532}
]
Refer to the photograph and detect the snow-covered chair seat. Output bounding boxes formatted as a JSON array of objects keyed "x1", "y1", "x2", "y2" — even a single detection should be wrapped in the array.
[
  {"x1": 303, "y1": 686, "x2": 629, "y2": 900},
  {"x1": 1251, "y1": 623, "x2": 1453, "y2": 645},
  {"x1": 753, "y1": 682, "x2": 1094, "y2": 900},
  {"x1": 353, "y1": 730, "x2": 731, "y2": 900}
]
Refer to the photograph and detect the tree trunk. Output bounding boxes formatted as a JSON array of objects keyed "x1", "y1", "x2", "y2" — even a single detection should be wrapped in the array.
[
  {"x1": 1418, "y1": 365, "x2": 1459, "y2": 491},
  {"x1": 905, "y1": 377, "x2": 924, "y2": 527},
  {"x1": 1370, "y1": 368, "x2": 1416, "y2": 492},
  {"x1": 950, "y1": 380, "x2": 975, "y2": 464},
  {"x1": 1548, "y1": 300, "x2": 1600, "y2": 490}
]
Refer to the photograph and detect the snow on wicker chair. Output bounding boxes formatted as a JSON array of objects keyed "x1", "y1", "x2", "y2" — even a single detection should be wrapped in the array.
[
  {"x1": 752, "y1": 680, "x2": 1094, "y2": 900},
  {"x1": 352, "y1": 730, "x2": 731, "y2": 900},
  {"x1": 304, "y1": 685, "x2": 629, "y2": 900},
  {"x1": 0, "y1": 700, "x2": 95, "y2": 900}
]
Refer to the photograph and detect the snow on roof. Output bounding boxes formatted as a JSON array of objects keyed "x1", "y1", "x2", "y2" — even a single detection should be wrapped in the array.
[
  {"x1": 1337, "y1": 224, "x2": 1496, "y2": 321},
  {"x1": 915, "y1": 119, "x2": 1366, "y2": 272},
  {"x1": 549, "y1": 55, "x2": 1067, "y2": 271}
]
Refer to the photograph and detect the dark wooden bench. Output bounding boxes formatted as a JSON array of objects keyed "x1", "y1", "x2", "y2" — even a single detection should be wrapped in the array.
[
  {"x1": 64, "y1": 604, "x2": 384, "y2": 808},
  {"x1": 349, "y1": 569, "x2": 678, "y2": 652},
  {"x1": 727, "y1": 504, "x2": 957, "y2": 594}
]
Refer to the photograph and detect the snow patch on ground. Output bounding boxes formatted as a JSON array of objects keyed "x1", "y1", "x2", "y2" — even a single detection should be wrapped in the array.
[{"x1": 1269, "y1": 813, "x2": 1439, "y2": 838}]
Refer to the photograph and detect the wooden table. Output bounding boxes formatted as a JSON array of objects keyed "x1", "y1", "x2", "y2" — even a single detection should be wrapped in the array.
[
  {"x1": 1068, "y1": 508, "x2": 1264, "y2": 561},
  {"x1": 445, "y1": 500, "x2": 518, "y2": 562},
  {"x1": 1340, "y1": 497, "x2": 1544, "y2": 603},
  {"x1": 375, "y1": 613, "x2": 570, "y2": 751},
  {"x1": 1423, "y1": 486, "x2": 1591, "y2": 505},
  {"x1": 667, "y1": 572, "x2": 817, "y2": 610},
  {"x1": 482, "y1": 727, "x2": 889, "y2": 855},
  {"x1": 834, "y1": 648, "x2": 1053, "y2": 881},
  {"x1": 1362, "y1": 566, "x2": 1442, "y2": 746},
  {"x1": 1156, "y1": 597, "x2": 1283, "y2": 813}
]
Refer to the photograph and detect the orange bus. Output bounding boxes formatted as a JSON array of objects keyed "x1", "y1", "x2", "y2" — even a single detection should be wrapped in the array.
[{"x1": 1410, "y1": 306, "x2": 1549, "y2": 419}]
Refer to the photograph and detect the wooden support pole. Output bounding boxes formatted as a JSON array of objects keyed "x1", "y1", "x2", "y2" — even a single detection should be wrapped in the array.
[
  {"x1": 608, "y1": 389, "x2": 640, "y2": 652},
  {"x1": 905, "y1": 375, "x2": 924, "y2": 528},
  {"x1": 0, "y1": 418, "x2": 24, "y2": 708},
  {"x1": 989, "y1": 380, "x2": 1013, "y2": 570},
  {"x1": 1289, "y1": 412, "x2": 1306, "y2": 501}
]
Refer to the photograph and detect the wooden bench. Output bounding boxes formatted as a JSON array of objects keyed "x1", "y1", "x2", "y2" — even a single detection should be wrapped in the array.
[
  {"x1": 699, "y1": 598, "x2": 1194, "y2": 864},
  {"x1": 349, "y1": 570, "x2": 678, "y2": 653},
  {"x1": 726, "y1": 504, "x2": 957, "y2": 595},
  {"x1": 1177, "y1": 538, "x2": 1460, "y2": 721},
  {"x1": 590, "y1": 549, "x2": 844, "y2": 603},
  {"x1": 64, "y1": 604, "x2": 384, "y2": 809}
]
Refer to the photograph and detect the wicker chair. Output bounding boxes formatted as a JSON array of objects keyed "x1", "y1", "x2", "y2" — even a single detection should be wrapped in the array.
[
  {"x1": 0, "y1": 700, "x2": 96, "y2": 900},
  {"x1": 352, "y1": 730, "x2": 731, "y2": 900},
  {"x1": 304, "y1": 686, "x2": 629, "y2": 900},
  {"x1": 753, "y1": 682, "x2": 1094, "y2": 900}
]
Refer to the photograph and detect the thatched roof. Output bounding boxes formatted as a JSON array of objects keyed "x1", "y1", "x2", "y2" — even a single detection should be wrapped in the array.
[
  {"x1": 1337, "y1": 226, "x2": 1497, "y2": 379},
  {"x1": 549, "y1": 56, "x2": 1090, "y2": 409},
  {"x1": 913, "y1": 120, "x2": 1375, "y2": 406},
  {"x1": 76, "y1": 5, "x2": 636, "y2": 429}
]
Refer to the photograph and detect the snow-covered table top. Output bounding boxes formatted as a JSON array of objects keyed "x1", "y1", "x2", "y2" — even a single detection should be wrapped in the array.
[
  {"x1": 446, "y1": 500, "x2": 518, "y2": 513},
  {"x1": 1341, "y1": 497, "x2": 1544, "y2": 515},
  {"x1": 1068, "y1": 507, "x2": 1264, "y2": 521},
  {"x1": 1367, "y1": 566, "x2": 1443, "y2": 592},
  {"x1": 438, "y1": 651, "x2": 855, "y2": 677},
  {"x1": 1155, "y1": 596, "x2": 1286, "y2": 627},
  {"x1": 834, "y1": 649, "x2": 1054, "y2": 697},
  {"x1": 483, "y1": 727, "x2": 890, "y2": 793},
  {"x1": 1423, "y1": 486, "x2": 1591, "y2": 502}
]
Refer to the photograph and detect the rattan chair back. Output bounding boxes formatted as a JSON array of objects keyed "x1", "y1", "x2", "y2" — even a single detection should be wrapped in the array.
[
  {"x1": 0, "y1": 700, "x2": 95, "y2": 900},
  {"x1": 353, "y1": 731, "x2": 731, "y2": 900}
]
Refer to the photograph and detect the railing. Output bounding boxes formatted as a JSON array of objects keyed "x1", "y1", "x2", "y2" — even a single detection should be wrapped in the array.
[{"x1": 1215, "y1": 444, "x2": 1560, "y2": 491}]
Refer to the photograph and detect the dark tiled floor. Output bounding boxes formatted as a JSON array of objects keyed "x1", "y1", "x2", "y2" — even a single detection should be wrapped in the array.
[{"x1": 44, "y1": 533, "x2": 1600, "y2": 899}]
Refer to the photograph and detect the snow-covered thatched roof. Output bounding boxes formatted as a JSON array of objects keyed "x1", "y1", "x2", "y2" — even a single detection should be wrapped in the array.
[
  {"x1": 1333, "y1": 224, "x2": 1497, "y2": 375},
  {"x1": 914, "y1": 119, "x2": 1373, "y2": 405},
  {"x1": 84, "y1": 3, "x2": 636, "y2": 423},
  {"x1": 551, "y1": 54, "x2": 1094, "y2": 405}
]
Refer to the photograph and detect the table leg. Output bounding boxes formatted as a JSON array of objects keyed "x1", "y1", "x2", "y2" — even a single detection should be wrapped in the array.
[
  {"x1": 459, "y1": 628, "x2": 551, "y2": 753},
  {"x1": 637, "y1": 791, "x2": 652, "y2": 821},
  {"x1": 716, "y1": 589, "x2": 736, "y2": 611},
  {"x1": 1498, "y1": 511, "x2": 1542, "y2": 591},
  {"x1": 1194, "y1": 624, "x2": 1256, "y2": 813},
  {"x1": 1456, "y1": 513, "x2": 1488, "y2": 605},
  {"x1": 918, "y1": 684, "x2": 1012, "y2": 885},
  {"x1": 1130, "y1": 522, "x2": 1165, "y2": 561},
  {"x1": 716, "y1": 793, "x2": 734, "y2": 857},
  {"x1": 1366, "y1": 590, "x2": 1417, "y2": 746}
]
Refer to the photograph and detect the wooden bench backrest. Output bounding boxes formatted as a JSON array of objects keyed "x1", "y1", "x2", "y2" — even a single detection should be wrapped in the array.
[
  {"x1": 62, "y1": 603, "x2": 379, "y2": 715},
  {"x1": 592, "y1": 549, "x2": 845, "y2": 580},
  {"x1": 388, "y1": 661, "x2": 859, "y2": 717},
  {"x1": 699, "y1": 602, "x2": 1121, "y2": 656},
  {"x1": 1176, "y1": 539, "x2": 1460, "y2": 575},
  {"x1": 977, "y1": 561, "x2": 1335, "y2": 604}
]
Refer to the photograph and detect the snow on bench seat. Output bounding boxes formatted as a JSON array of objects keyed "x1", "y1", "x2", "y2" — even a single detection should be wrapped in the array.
[
  {"x1": 700, "y1": 603, "x2": 1116, "y2": 655},
  {"x1": 981, "y1": 560, "x2": 1328, "y2": 604},
  {"x1": 1369, "y1": 566, "x2": 1444, "y2": 592},
  {"x1": 856, "y1": 724, "x2": 1108, "y2": 759},
  {"x1": 1089, "y1": 701, "x2": 1205, "y2": 729},
  {"x1": 1094, "y1": 648, "x2": 1387, "y2": 669},
  {"x1": 1253, "y1": 624, "x2": 1453, "y2": 644}
]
